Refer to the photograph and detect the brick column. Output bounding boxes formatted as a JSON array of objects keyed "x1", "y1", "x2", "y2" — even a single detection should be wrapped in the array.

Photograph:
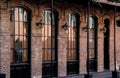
[
  {"x1": 0, "y1": 9, "x2": 11, "y2": 78},
  {"x1": 109, "y1": 24, "x2": 114, "y2": 71},
  {"x1": 31, "y1": 16, "x2": 42, "y2": 78},
  {"x1": 58, "y1": 32, "x2": 67, "y2": 77},
  {"x1": 80, "y1": 22, "x2": 87, "y2": 74},
  {"x1": 97, "y1": 23, "x2": 104, "y2": 72}
]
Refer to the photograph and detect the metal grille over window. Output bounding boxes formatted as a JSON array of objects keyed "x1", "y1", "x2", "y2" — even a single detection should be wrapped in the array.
[{"x1": 10, "y1": 7, "x2": 28, "y2": 63}]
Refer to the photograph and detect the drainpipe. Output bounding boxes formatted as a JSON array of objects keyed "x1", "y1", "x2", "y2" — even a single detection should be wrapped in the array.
[
  {"x1": 51, "y1": 0, "x2": 54, "y2": 77},
  {"x1": 112, "y1": 6, "x2": 119, "y2": 78},
  {"x1": 114, "y1": 6, "x2": 117, "y2": 73},
  {"x1": 0, "y1": 3, "x2": 1, "y2": 73},
  {"x1": 85, "y1": 1, "x2": 92, "y2": 78},
  {"x1": 87, "y1": 1, "x2": 90, "y2": 76}
]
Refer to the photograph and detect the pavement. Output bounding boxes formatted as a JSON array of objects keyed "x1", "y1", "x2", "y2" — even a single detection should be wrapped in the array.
[{"x1": 60, "y1": 71, "x2": 113, "y2": 78}]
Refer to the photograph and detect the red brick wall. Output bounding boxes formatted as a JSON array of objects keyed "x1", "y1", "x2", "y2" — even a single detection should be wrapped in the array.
[{"x1": 0, "y1": 0, "x2": 120, "y2": 78}]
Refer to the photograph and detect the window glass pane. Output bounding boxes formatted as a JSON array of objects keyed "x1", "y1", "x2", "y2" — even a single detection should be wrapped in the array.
[
  {"x1": 89, "y1": 49, "x2": 95, "y2": 58},
  {"x1": 24, "y1": 11, "x2": 27, "y2": 22},
  {"x1": 19, "y1": 8, "x2": 23, "y2": 21},
  {"x1": 10, "y1": 8, "x2": 15, "y2": 21},
  {"x1": 14, "y1": 8, "x2": 18, "y2": 21},
  {"x1": 15, "y1": 22, "x2": 18, "y2": 35}
]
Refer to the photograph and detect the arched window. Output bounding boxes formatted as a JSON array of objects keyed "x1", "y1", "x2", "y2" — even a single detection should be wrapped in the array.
[
  {"x1": 10, "y1": 7, "x2": 30, "y2": 63},
  {"x1": 42, "y1": 10, "x2": 56, "y2": 61},
  {"x1": 10, "y1": 7, "x2": 31, "y2": 78},
  {"x1": 67, "y1": 13, "x2": 79, "y2": 74}
]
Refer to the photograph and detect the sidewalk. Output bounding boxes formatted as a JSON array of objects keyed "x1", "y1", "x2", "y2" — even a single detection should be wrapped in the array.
[{"x1": 60, "y1": 71, "x2": 112, "y2": 78}]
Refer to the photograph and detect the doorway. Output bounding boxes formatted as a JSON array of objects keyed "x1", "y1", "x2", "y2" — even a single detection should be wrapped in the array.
[
  {"x1": 104, "y1": 19, "x2": 110, "y2": 70},
  {"x1": 88, "y1": 16, "x2": 98, "y2": 71},
  {"x1": 10, "y1": 7, "x2": 31, "y2": 78},
  {"x1": 67, "y1": 13, "x2": 79, "y2": 75},
  {"x1": 42, "y1": 10, "x2": 58, "y2": 78}
]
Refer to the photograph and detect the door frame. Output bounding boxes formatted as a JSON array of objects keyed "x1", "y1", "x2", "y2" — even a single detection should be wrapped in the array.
[
  {"x1": 104, "y1": 18, "x2": 110, "y2": 70},
  {"x1": 10, "y1": 7, "x2": 31, "y2": 78},
  {"x1": 88, "y1": 16, "x2": 98, "y2": 72},
  {"x1": 42, "y1": 9, "x2": 58, "y2": 78},
  {"x1": 66, "y1": 13, "x2": 80, "y2": 75}
]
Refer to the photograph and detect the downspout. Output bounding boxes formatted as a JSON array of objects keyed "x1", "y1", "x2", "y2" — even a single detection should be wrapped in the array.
[
  {"x1": 87, "y1": 1, "x2": 90, "y2": 77},
  {"x1": 51, "y1": 0, "x2": 54, "y2": 77},
  {"x1": 114, "y1": 6, "x2": 117, "y2": 72},
  {"x1": 0, "y1": 3, "x2": 1, "y2": 73}
]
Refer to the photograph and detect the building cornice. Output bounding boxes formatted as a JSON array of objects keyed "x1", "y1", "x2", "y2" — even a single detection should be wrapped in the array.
[{"x1": 98, "y1": 0, "x2": 120, "y2": 7}]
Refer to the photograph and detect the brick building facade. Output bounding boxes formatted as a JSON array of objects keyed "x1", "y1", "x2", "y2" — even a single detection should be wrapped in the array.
[{"x1": 0, "y1": 0, "x2": 120, "y2": 78}]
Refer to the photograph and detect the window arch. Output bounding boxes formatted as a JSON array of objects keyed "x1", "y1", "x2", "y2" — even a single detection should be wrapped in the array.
[
  {"x1": 10, "y1": 7, "x2": 31, "y2": 78},
  {"x1": 10, "y1": 7, "x2": 31, "y2": 63}
]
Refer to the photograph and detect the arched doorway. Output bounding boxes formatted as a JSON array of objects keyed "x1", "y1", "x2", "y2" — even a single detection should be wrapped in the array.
[
  {"x1": 67, "y1": 13, "x2": 79, "y2": 75},
  {"x1": 42, "y1": 10, "x2": 58, "y2": 78},
  {"x1": 10, "y1": 7, "x2": 31, "y2": 78},
  {"x1": 88, "y1": 16, "x2": 98, "y2": 71},
  {"x1": 104, "y1": 18, "x2": 110, "y2": 70}
]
